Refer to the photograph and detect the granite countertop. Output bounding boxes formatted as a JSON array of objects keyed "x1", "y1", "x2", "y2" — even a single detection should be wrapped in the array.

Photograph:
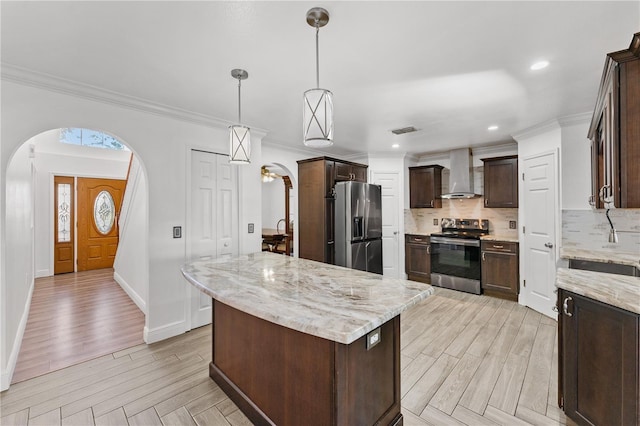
[
  {"x1": 555, "y1": 268, "x2": 640, "y2": 315},
  {"x1": 181, "y1": 252, "x2": 434, "y2": 344},
  {"x1": 480, "y1": 235, "x2": 519, "y2": 243},
  {"x1": 560, "y1": 247, "x2": 640, "y2": 269}
]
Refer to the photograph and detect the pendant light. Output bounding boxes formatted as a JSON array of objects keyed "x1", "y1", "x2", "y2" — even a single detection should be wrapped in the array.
[
  {"x1": 229, "y1": 69, "x2": 251, "y2": 164},
  {"x1": 303, "y1": 7, "x2": 333, "y2": 147}
]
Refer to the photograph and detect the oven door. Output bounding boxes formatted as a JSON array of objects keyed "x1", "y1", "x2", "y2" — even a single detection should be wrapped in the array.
[{"x1": 430, "y1": 236, "x2": 481, "y2": 281}]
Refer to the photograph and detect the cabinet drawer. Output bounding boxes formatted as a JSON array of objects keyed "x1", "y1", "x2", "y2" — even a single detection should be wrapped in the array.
[
  {"x1": 481, "y1": 241, "x2": 517, "y2": 253},
  {"x1": 406, "y1": 235, "x2": 429, "y2": 244}
]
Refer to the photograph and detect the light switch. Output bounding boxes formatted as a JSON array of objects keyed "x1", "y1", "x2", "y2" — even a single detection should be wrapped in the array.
[
  {"x1": 173, "y1": 226, "x2": 182, "y2": 238},
  {"x1": 248, "y1": 223, "x2": 255, "y2": 233}
]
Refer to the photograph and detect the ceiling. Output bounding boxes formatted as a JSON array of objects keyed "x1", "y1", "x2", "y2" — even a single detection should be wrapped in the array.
[{"x1": 2, "y1": 1, "x2": 638, "y2": 157}]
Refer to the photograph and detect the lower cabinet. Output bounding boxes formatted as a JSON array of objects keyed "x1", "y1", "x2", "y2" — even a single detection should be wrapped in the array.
[
  {"x1": 405, "y1": 235, "x2": 430, "y2": 283},
  {"x1": 480, "y1": 241, "x2": 518, "y2": 301},
  {"x1": 558, "y1": 289, "x2": 639, "y2": 426}
]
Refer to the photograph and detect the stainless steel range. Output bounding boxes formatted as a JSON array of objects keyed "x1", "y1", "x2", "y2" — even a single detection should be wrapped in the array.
[{"x1": 430, "y1": 218, "x2": 489, "y2": 294}]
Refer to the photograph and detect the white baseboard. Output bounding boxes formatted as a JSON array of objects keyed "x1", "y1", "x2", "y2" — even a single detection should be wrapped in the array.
[
  {"x1": 113, "y1": 271, "x2": 147, "y2": 315},
  {"x1": 1, "y1": 278, "x2": 35, "y2": 391},
  {"x1": 35, "y1": 269, "x2": 50, "y2": 278},
  {"x1": 143, "y1": 320, "x2": 186, "y2": 344}
]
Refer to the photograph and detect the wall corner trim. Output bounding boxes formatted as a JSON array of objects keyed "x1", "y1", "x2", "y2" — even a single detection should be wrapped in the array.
[
  {"x1": 113, "y1": 271, "x2": 147, "y2": 315},
  {"x1": 1, "y1": 277, "x2": 35, "y2": 391},
  {"x1": 143, "y1": 320, "x2": 188, "y2": 345}
]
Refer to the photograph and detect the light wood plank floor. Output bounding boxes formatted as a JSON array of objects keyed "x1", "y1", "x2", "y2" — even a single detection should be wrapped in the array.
[
  {"x1": 1, "y1": 288, "x2": 575, "y2": 425},
  {"x1": 11, "y1": 269, "x2": 145, "y2": 384}
]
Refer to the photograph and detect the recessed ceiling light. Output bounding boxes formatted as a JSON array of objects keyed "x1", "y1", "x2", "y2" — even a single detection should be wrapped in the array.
[
  {"x1": 488, "y1": 125, "x2": 499, "y2": 131},
  {"x1": 392, "y1": 143, "x2": 400, "y2": 148},
  {"x1": 530, "y1": 60, "x2": 549, "y2": 71}
]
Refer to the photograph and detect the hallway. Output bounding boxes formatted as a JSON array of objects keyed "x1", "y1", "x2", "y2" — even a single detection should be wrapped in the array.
[{"x1": 12, "y1": 269, "x2": 144, "y2": 384}]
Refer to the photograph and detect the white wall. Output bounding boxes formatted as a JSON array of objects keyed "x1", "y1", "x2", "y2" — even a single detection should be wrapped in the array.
[
  {"x1": 1, "y1": 142, "x2": 34, "y2": 390},
  {"x1": 32, "y1": 129, "x2": 130, "y2": 277},
  {"x1": 113, "y1": 156, "x2": 148, "y2": 314},
  {"x1": 559, "y1": 116, "x2": 591, "y2": 210},
  {"x1": 1, "y1": 78, "x2": 265, "y2": 389}
]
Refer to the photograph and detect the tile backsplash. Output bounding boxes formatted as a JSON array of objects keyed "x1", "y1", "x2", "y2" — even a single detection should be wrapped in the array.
[
  {"x1": 562, "y1": 209, "x2": 640, "y2": 254},
  {"x1": 405, "y1": 199, "x2": 518, "y2": 238}
]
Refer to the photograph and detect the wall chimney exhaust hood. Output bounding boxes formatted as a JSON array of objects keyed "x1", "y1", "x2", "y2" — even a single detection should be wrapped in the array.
[{"x1": 441, "y1": 148, "x2": 481, "y2": 199}]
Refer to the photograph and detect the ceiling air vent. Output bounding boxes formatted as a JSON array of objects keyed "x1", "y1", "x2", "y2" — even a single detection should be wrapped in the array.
[{"x1": 391, "y1": 126, "x2": 417, "y2": 135}]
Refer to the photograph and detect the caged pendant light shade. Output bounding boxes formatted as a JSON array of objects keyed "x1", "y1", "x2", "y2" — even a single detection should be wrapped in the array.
[
  {"x1": 303, "y1": 7, "x2": 333, "y2": 147},
  {"x1": 229, "y1": 69, "x2": 251, "y2": 164}
]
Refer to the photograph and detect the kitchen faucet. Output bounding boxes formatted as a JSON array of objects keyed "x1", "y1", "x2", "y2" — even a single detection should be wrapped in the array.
[
  {"x1": 599, "y1": 185, "x2": 618, "y2": 243},
  {"x1": 606, "y1": 209, "x2": 619, "y2": 243},
  {"x1": 277, "y1": 218, "x2": 286, "y2": 234}
]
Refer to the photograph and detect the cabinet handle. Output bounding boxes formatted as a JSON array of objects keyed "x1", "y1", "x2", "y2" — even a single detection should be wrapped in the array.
[
  {"x1": 414, "y1": 238, "x2": 423, "y2": 242},
  {"x1": 427, "y1": 245, "x2": 430, "y2": 254},
  {"x1": 562, "y1": 297, "x2": 573, "y2": 317},
  {"x1": 482, "y1": 252, "x2": 486, "y2": 261},
  {"x1": 484, "y1": 198, "x2": 488, "y2": 206},
  {"x1": 492, "y1": 245, "x2": 504, "y2": 249},
  {"x1": 430, "y1": 200, "x2": 434, "y2": 207}
]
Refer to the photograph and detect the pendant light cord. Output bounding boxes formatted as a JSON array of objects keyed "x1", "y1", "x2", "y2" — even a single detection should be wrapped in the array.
[
  {"x1": 315, "y1": 24, "x2": 320, "y2": 89},
  {"x1": 237, "y1": 78, "x2": 242, "y2": 124}
]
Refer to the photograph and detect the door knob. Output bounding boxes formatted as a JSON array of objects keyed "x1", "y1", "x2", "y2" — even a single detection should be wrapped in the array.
[
  {"x1": 393, "y1": 231, "x2": 398, "y2": 235},
  {"x1": 544, "y1": 242, "x2": 554, "y2": 248}
]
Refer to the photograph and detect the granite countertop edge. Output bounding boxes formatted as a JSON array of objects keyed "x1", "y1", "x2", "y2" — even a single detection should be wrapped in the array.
[
  {"x1": 560, "y1": 247, "x2": 640, "y2": 268},
  {"x1": 555, "y1": 268, "x2": 640, "y2": 315},
  {"x1": 181, "y1": 255, "x2": 435, "y2": 345},
  {"x1": 405, "y1": 233, "x2": 519, "y2": 243}
]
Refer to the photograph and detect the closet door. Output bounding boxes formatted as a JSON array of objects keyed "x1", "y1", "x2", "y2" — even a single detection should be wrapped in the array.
[{"x1": 189, "y1": 150, "x2": 238, "y2": 328}]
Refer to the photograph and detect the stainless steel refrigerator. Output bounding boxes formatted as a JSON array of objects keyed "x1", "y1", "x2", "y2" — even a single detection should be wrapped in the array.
[{"x1": 334, "y1": 181, "x2": 383, "y2": 275}]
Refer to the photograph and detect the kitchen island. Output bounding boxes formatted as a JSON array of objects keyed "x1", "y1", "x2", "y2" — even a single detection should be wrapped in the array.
[{"x1": 181, "y1": 252, "x2": 433, "y2": 426}]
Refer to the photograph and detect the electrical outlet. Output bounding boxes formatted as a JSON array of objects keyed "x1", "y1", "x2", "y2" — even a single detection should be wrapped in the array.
[
  {"x1": 509, "y1": 220, "x2": 517, "y2": 229},
  {"x1": 433, "y1": 219, "x2": 439, "y2": 226},
  {"x1": 248, "y1": 223, "x2": 255, "y2": 233}
]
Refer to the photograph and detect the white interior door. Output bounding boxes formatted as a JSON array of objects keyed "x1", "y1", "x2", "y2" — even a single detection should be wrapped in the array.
[
  {"x1": 521, "y1": 152, "x2": 557, "y2": 318},
  {"x1": 188, "y1": 150, "x2": 237, "y2": 329},
  {"x1": 370, "y1": 172, "x2": 400, "y2": 277}
]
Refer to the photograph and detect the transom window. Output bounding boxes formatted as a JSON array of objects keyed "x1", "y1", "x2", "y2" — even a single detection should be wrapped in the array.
[{"x1": 60, "y1": 128, "x2": 129, "y2": 151}]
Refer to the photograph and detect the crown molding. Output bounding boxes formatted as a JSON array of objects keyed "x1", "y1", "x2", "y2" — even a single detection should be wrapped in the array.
[
  {"x1": 1, "y1": 63, "x2": 269, "y2": 138},
  {"x1": 558, "y1": 111, "x2": 592, "y2": 127},
  {"x1": 261, "y1": 138, "x2": 328, "y2": 158},
  {"x1": 512, "y1": 118, "x2": 561, "y2": 142}
]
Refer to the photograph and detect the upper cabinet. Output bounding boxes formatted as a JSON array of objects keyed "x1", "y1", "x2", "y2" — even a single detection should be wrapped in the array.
[
  {"x1": 482, "y1": 156, "x2": 518, "y2": 208},
  {"x1": 334, "y1": 161, "x2": 367, "y2": 183},
  {"x1": 588, "y1": 32, "x2": 640, "y2": 208},
  {"x1": 409, "y1": 165, "x2": 443, "y2": 208}
]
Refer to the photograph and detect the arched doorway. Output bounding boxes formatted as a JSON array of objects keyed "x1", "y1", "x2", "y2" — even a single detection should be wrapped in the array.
[
  {"x1": 5, "y1": 127, "x2": 149, "y2": 384},
  {"x1": 261, "y1": 163, "x2": 296, "y2": 256}
]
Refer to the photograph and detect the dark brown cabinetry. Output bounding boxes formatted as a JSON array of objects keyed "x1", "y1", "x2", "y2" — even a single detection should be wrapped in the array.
[
  {"x1": 482, "y1": 156, "x2": 518, "y2": 208},
  {"x1": 481, "y1": 240, "x2": 518, "y2": 301},
  {"x1": 409, "y1": 165, "x2": 443, "y2": 208},
  {"x1": 588, "y1": 32, "x2": 640, "y2": 208},
  {"x1": 298, "y1": 157, "x2": 368, "y2": 263},
  {"x1": 557, "y1": 289, "x2": 639, "y2": 426},
  {"x1": 405, "y1": 235, "x2": 430, "y2": 283}
]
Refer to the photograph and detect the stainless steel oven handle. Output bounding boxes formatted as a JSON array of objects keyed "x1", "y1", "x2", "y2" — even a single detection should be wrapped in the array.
[{"x1": 430, "y1": 237, "x2": 480, "y2": 247}]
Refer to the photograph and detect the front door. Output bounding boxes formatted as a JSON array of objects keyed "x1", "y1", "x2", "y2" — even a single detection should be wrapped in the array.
[
  {"x1": 54, "y1": 176, "x2": 75, "y2": 274},
  {"x1": 77, "y1": 178, "x2": 126, "y2": 271},
  {"x1": 370, "y1": 172, "x2": 400, "y2": 277},
  {"x1": 521, "y1": 152, "x2": 557, "y2": 318}
]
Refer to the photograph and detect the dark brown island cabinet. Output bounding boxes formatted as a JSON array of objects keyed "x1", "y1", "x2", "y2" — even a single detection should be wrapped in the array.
[
  {"x1": 409, "y1": 165, "x2": 443, "y2": 208},
  {"x1": 405, "y1": 235, "x2": 430, "y2": 283},
  {"x1": 480, "y1": 240, "x2": 519, "y2": 301},
  {"x1": 482, "y1": 156, "x2": 518, "y2": 208},
  {"x1": 297, "y1": 157, "x2": 368, "y2": 264},
  {"x1": 588, "y1": 32, "x2": 640, "y2": 208},
  {"x1": 557, "y1": 289, "x2": 639, "y2": 426}
]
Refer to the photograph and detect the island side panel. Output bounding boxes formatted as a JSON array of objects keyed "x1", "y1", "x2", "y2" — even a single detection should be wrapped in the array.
[
  {"x1": 335, "y1": 316, "x2": 402, "y2": 426},
  {"x1": 211, "y1": 299, "x2": 334, "y2": 425},
  {"x1": 210, "y1": 299, "x2": 403, "y2": 426}
]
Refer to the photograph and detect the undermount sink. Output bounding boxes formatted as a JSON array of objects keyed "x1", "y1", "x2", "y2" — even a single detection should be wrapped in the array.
[{"x1": 568, "y1": 259, "x2": 640, "y2": 277}]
